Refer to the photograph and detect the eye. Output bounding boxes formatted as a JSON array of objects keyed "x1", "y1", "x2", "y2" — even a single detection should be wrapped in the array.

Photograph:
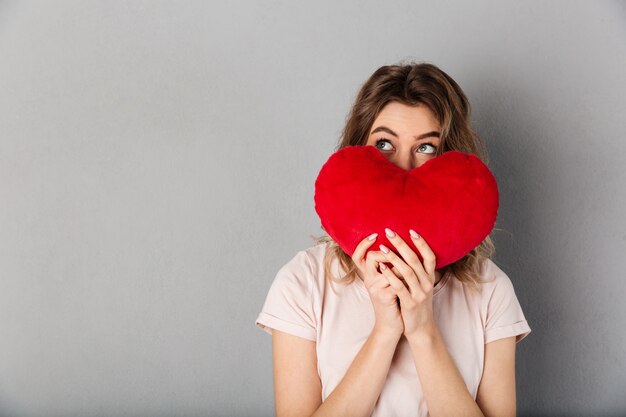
[
  {"x1": 375, "y1": 139, "x2": 438, "y2": 154},
  {"x1": 417, "y1": 143, "x2": 437, "y2": 154},
  {"x1": 375, "y1": 138, "x2": 393, "y2": 151}
]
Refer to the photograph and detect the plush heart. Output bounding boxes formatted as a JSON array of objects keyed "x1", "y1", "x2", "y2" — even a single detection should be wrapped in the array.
[{"x1": 314, "y1": 145, "x2": 499, "y2": 269}]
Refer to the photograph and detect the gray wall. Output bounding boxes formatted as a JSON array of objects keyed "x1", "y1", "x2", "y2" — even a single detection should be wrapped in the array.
[{"x1": 1, "y1": 1, "x2": 624, "y2": 416}]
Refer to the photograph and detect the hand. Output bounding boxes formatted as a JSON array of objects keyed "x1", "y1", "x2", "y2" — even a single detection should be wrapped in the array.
[
  {"x1": 377, "y1": 227, "x2": 438, "y2": 339},
  {"x1": 351, "y1": 233, "x2": 404, "y2": 338}
]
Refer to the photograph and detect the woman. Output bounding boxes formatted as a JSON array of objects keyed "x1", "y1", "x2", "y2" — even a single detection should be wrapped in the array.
[{"x1": 255, "y1": 62, "x2": 531, "y2": 417}]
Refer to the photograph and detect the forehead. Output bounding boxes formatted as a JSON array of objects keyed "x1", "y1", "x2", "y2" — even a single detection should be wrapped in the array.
[{"x1": 373, "y1": 102, "x2": 440, "y2": 128}]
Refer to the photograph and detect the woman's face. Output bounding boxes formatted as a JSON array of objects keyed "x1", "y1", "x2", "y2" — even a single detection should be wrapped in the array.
[{"x1": 365, "y1": 102, "x2": 442, "y2": 170}]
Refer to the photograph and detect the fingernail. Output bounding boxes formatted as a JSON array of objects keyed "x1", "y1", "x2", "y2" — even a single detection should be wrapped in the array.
[
  {"x1": 379, "y1": 244, "x2": 390, "y2": 254},
  {"x1": 379, "y1": 263, "x2": 387, "y2": 270},
  {"x1": 367, "y1": 233, "x2": 378, "y2": 241},
  {"x1": 410, "y1": 229, "x2": 420, "y2": 239},
  {"x1": 384, "y1": 228, "x2": 396, "y2": 238}
]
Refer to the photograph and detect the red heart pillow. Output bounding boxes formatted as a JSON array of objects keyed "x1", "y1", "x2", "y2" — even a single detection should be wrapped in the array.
[{"x1": 314, "y1": 145, "x2": 499, "y2": 269}]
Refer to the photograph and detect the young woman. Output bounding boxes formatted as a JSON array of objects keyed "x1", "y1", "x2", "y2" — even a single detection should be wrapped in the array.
[{"x1": 255, "y1": 62, "x2": 531, "y2": 417}]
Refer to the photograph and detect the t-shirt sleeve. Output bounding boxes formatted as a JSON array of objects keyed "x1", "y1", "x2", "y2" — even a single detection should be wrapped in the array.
[
  {"x1": 254, "y1": 250, "x2": 317, "y2": 342},
  {"x1": 484, "y1": 265, "x2": 532, "y2": 345}
]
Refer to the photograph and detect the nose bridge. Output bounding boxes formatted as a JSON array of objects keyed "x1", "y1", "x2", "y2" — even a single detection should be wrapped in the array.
[{"x1": 395, "y1": 147, "x2": 416, "y2": 170}]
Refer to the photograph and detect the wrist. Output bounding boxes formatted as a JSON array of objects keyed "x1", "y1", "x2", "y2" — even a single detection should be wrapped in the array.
[
  {"x1": 372, "y1": 324, "x2": 403, "y2": 342},
  {"x1": 406, "y1": 322, "x2": 439, "y2": 347}
]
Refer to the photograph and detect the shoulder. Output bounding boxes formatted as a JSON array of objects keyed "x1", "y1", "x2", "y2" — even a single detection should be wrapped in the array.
[
  {"x1": 444, "y1": 258, "x2": 515, "y2": 299},
  {"x1": 448, "y1": 258, "x2": 522, "y2": 313},
  {"x1": 301, "y1": 242, "x2": 331, "y2": 274},
  {"x1": 279, "y1": 242, "x2": 328, "y2": 275},
  {"x1": 477, "y1": 258, "x2": 517, "y2": 295},
  {"x1": 476, "y1": 259, "x2": 532, "y2": 343},
  {"x1": 274, "y1": 242, "x2": 330, "y2": 292},
  {"x1": 256, "y1": 244, "x2": 330, "y2": 342}
]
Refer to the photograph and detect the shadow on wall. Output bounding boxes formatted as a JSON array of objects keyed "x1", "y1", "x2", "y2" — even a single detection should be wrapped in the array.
[
  {"x1": 470, "y1": 58, "x2": 626, "y2": 415},
  {"x1": 469, "y1": 70, "x2": 552, "y2": 413}
]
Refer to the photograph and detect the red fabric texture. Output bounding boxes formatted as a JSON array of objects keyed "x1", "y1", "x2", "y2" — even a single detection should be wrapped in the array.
[{"x1": 314, "y1": 146, "x2": 499, "y2": 269}]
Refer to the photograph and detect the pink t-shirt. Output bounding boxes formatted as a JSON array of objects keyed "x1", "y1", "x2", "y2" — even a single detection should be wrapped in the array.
[{"x1": 255, "y1": 242, "x2": 531, "y2": 416}]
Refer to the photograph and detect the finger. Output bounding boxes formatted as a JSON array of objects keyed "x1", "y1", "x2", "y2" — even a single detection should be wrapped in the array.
[
  {"x1": 365, "y1": 250, "x2": 386, "y2": 270},
  {"x1": 409, "y1": 229, "x2": 437, "y2": 283},
  {"x1": 365, "y1": 251, "x2": 397, "y2": 275},
  {"x1": 382, "y1": 266, "x2": 407, "y2": 295},
  {"x1": 379, "y1": 243, "x2": 420, "y2": 295},
  {"x1": 352, "y1": 232, "x2": 379, "y2": 266},
  {"x1": 382, "y1": 228, "x2": 429, "y2": 294},
  {"x1": 364, "y1": 251, "x2": 389, "y2": 287},
  {"x1": 364, "y1": 250, "x2": 389, "y2": 264},
  {"x1": 379, "y1": 263, "x2": 414, "y2": 305},
  {"x1": 369, "y1": 274, "x2": 392, "y2": 291},
  {"x1": 364, "y1": 265, "x2": 394, "y2": 293},
  {"x1": 353, "y1": 234, "x2": 379, "y2": 281},
  {"x1": 384, "y1": 227, "x2": 427, "y2": 278},
  {"x1": 390, "y1": 266, "x2": 402, "y2": 277}
]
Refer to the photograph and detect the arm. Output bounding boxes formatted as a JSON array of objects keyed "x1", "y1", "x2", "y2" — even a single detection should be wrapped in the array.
[
  {"x1": 476, "y1": 336, "x2": 517, "y2": 417},
  {"x1": 374, "y1": 230, "x2": 485, "y2": 415},
  {"x1": 272, "y1": 327, "x2": 402, "y2": 417},
  {"x1": 375, "y1": 229, "x2": 522, "y2": 416},
  {"x1": 407, "y1": 328, "x2": 518, "y2": 416},
  {"x1": 406, "y1": 325, "x2": 485, "y2": 417}
]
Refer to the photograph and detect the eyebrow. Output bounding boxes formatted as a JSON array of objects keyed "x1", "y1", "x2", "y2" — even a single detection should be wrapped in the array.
[{"x1": 370, "y1": 126, "x2": 441, "y2": 140}]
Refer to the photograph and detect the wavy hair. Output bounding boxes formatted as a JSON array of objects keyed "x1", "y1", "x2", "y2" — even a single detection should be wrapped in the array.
[{"x1": 311, "y1": 62, "x2": 498, "y2": 293}]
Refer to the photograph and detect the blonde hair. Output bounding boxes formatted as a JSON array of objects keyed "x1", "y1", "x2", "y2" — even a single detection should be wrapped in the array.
[{"x1": 312, "y1": 62, "x2": 500, "y2": 293}]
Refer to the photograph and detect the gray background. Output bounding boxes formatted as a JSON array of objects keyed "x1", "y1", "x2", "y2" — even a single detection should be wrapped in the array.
[{"x1": 1, "y1": 1, "x2": 625, "y2": 416}]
